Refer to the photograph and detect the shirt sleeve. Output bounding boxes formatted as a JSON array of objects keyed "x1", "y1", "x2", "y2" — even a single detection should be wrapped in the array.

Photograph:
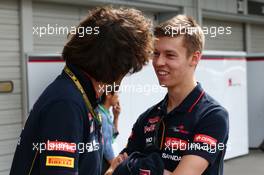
[
  {"x1": 38, "y1": 100, "x2": 84, "y2": 175},
  {"x1": 183, "y1": 108, "x2": 229, "y2": 165}
]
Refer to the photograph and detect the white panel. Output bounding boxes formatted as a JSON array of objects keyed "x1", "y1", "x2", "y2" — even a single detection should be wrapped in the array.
[
  {"x1": 0, "y1": 94, "x2": 21, "y2": 110},
  {"x1": 203, "y1": 19, "x2": 244, "y2": 51},
  {"x1": 27, "y1": 62, "x2": 65, "y2": 110},
  {"x1": 0, "y1": 154, "x2": 13, "y2": 172},
  {"x1": 251, "y1": 24, "x2": 264, "y2": 53},
  {"x1": 196, "y1": 56, "x2": 248, "y2": 159}
]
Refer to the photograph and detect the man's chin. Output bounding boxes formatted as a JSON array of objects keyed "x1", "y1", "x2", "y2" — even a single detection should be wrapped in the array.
[{"x1": 158, "y1": 82, "x2": 168, "y2": 88}]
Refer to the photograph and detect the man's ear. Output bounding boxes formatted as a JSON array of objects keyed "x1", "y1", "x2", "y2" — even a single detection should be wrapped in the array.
[{"x1": 190, "y1": 51, "x2": 201, "y2": 67}]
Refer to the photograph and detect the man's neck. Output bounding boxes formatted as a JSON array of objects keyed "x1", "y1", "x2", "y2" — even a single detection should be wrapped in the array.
[
  {"x1": 167, "y1": 78, "x2": 197, "y2": 113},
  {"x1": 90, "y1": 77, "x2": 105, "y2": 99},
  {"x1": 82, "y1": 70, "x2": 105, "y2": 99}
]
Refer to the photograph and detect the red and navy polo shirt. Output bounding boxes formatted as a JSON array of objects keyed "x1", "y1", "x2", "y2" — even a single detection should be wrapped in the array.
[{"x1": 122, "y1": 83, "x2": 229, "y2": 175}]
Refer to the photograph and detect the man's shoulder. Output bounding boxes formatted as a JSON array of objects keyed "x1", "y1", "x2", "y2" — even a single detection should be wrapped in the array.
[
  {"x1": 199, "y1": 92, "x2": 229, "y2": 122},
  {"x1": 33, "y1": 74, "x2": 84, "y2": 112}
]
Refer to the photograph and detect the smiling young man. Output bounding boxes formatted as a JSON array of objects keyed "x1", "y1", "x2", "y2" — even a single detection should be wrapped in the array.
[{"x1": 109, "y1": 15, "x2": 229, "y2": 175}]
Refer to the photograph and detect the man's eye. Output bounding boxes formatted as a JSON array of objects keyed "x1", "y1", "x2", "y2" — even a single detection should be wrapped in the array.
[
  {"x1": 167, "y1": 54, "x2": 176, "y2": 58},
  {"x1": 153, "y1": 52, "x2": 160, "y2": 57}
]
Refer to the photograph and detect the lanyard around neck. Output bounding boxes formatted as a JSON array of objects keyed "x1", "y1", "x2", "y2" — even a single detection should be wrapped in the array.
[{"x1": 64, "y1": 66, "x2": 102, "y2": 126}]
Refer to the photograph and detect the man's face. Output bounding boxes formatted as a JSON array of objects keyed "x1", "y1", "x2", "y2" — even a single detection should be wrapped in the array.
[{"x1": 152, "y1": 36, "x2": 196, "y2": 88}]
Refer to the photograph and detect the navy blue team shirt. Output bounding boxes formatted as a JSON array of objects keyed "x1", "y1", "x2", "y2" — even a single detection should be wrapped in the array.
[
  {"x1": 10, "y1": 64, "x2": 103, "y2": 175},
  {"x1": 122, "y1": 83, "x2": 229, "y2": 175}
]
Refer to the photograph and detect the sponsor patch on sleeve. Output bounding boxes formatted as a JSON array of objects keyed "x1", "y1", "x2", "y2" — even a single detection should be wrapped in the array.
[
  {"x1": 164, "y1": 137, "x2": 188, "y2": 150},
  {"x1": 46, "y1": 156, "x2": 74, "y2": 168},
  {"x1": 47, "y1": 141, "x2": 76, "y2": 153},
  {"x1": 194, "y1": 134, "x2": 217, "y2": 146}
]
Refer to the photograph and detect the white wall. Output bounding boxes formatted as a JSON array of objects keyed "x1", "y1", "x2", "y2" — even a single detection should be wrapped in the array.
[{"x1": 197, "y1": 52, "x2": 248, "y2": 159}]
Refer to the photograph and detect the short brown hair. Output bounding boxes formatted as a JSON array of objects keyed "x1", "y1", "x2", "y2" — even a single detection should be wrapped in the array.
[
  {"x1": 63, "y1": 6, "x2": 153, "y2": 84},
  {"x1": 154, "y1": 15, "x2": 204, "y2": 57}
]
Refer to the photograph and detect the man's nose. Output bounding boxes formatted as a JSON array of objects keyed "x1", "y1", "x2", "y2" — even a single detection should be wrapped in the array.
[{"x1": 154, "y1": 54, "x2": 166, "y2": 66}]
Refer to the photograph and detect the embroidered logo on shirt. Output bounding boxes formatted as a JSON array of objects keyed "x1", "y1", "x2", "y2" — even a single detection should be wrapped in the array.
[
  {"x1": 148, "y1": 116, "x2": 160, "y2": 124},
  {"x1": 139, "y1": 169, "x2": 151, "y2": 175},
  {"x1": 169, "y1": 125, "x2": 189, "y2": 134},
  {"x1": 144, "y1": 124, "x2": 156, "y2": 133},
  {"x1": 46, "y1": 156, "x2": 74, "y2": 168}
]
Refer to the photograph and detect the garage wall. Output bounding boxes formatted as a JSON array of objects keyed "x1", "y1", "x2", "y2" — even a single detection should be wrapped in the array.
[
  {"x1": 250, "y1": 24, "x2": 264, "y2": 53},
  {"x1": 203, "y1": 19, "x2": 244, "y2": 51},
  {"x1": 201, "y1": 0, "x2": 238, "y2": 13},
  {"x1": 32, "y1": 2, "x2": 162, "y2": 53},
  {"x1": 0, "y1": 0, "x2": 22, "y2": 174},
  {"x1": 134, "y1": 0, "x2": 193, "y2": 7},
  {"x1": 32, "y1": 2, "x2": 90, "y2": 53}
]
